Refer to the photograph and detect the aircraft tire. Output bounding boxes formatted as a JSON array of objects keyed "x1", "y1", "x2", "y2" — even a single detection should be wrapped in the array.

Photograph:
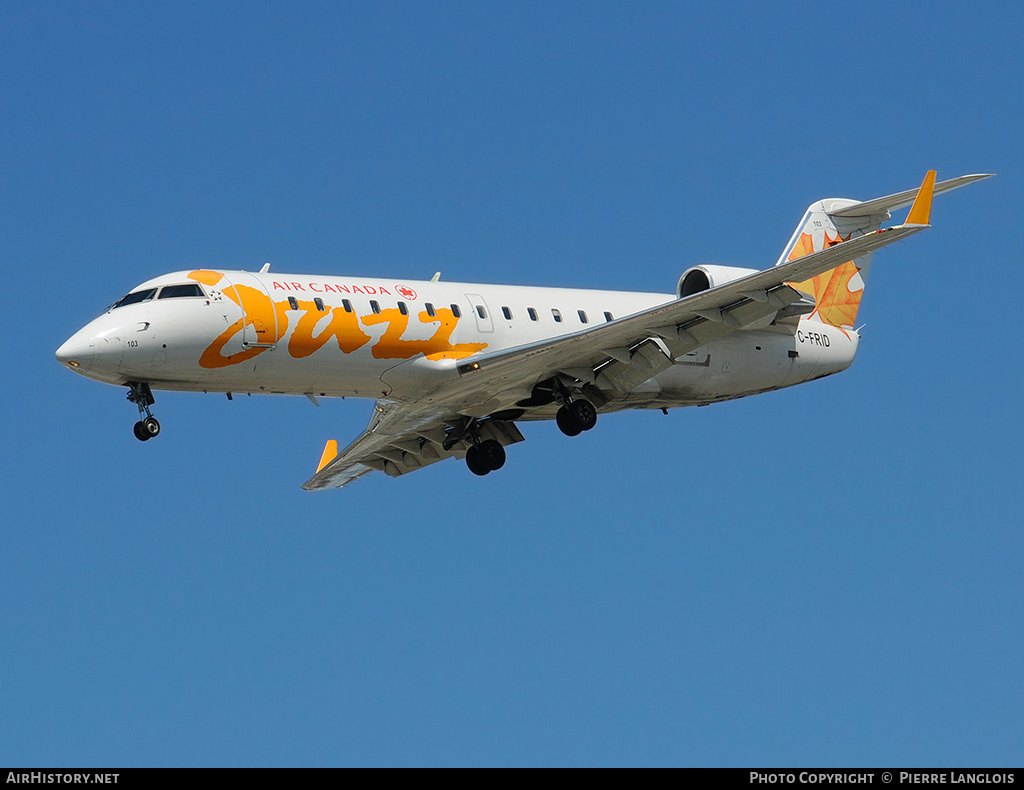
[
  {"x1": 568, "y1": 399, "x2": 597, "y2": 431},
  {"x1": 133, "y1": 421, "x2": 151, "y2": 442},
  {"x1": 479, "y1": 439, "x2": 506, "y2": 471},
  {"x1": 143, "y1": 417, "x2": 161, "y2": 437},
  {"x1": 465, "y1": 445, "x2": 490, "y2": 476},
  {"x1": 556, "y1": 406, "x2": 583, "y2": 436}
]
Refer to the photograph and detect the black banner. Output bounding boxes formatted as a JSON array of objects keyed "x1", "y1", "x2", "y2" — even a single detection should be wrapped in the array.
[{"x1": 2, "y1": 768, "x2": 1022, "y2": 777}]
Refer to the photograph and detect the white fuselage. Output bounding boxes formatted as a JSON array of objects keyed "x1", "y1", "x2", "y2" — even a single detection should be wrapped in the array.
[{"x1": 56, "y1": 268, "x2": 858, "y2": 414}]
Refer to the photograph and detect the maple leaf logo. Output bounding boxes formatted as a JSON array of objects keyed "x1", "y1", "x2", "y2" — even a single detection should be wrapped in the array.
[{"x1": 786, "y1": 231, "x2": 863, "y2": 329}]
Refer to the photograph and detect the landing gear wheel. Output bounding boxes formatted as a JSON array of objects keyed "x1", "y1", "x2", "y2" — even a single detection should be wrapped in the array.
[
  {"x1": 478, "y1": 439, "x2": 506, "y2": 471},
  {"x1": 556, "y1": 405, "x2": 583, "y2": 437},
  {"x1": 143, "y1": 416, "x2": 161, "y2": 438},
  {"x1": 568, "y1": 399, "x2": 597, "y2": 431},
  {"x1": 127, "y1": 383, "x2": 159, "y2": 443},
  {"x1": 465, "y1": 445, "x2": 491, "y2": 476}
]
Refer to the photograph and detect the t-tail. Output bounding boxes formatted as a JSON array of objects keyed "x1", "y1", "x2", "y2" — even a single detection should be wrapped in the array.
[{"x1": 774, "y1": 171, "x2": 991, "y2": 330}]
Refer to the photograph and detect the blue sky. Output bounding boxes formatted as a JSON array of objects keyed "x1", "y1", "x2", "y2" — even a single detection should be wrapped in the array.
[{"x1": 2, "y1": 1, "x2": 1021, "y2": 767}]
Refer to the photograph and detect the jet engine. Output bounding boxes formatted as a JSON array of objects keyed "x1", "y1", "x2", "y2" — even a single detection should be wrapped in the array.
[{"x1": 677, "y1": 264, "x2": 760, "y2": 298}]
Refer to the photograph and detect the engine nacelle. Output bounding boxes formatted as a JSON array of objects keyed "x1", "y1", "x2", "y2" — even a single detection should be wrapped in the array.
[{"x1": 677, "y1": 264, "x2": 760, "y2": 298}]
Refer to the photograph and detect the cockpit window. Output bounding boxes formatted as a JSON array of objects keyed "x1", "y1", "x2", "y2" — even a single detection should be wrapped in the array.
[
  {"x1": 157, "y1": 283, "x2": 206, "y2": 299},
  {"x1": 112, "y1": 288, "x2": 158, "y2": 309}
]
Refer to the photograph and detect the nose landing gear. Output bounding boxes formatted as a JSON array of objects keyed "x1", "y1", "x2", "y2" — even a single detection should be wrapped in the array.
[
  {"x1": 132, "y1": 417, "x2": 160, "y2": 441},
  {"x1": 127, "y1": 382, "x2": 160, "y2": 442}
]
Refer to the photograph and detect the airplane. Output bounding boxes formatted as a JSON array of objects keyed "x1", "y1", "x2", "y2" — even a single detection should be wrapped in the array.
[{"x1": 56, "y1": 171, "x2": 990, "y2": 490}]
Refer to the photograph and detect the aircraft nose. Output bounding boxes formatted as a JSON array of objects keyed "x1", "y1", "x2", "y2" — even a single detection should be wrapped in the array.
[{"x1": 56, "y1": 330, "x2": 96, "y2": 372}]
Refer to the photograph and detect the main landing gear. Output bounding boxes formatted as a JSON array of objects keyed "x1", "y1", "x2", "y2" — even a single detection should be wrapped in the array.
[
  {"x1": 466, "y1": 439, "x2": 506, "y2": 477},
  {"x1": 127, "y1": 382, "x2": 160, "y2": 442},
  {"x1": 449, "y1": 393, "x2": 598, "y2": 479},
  {"x1": 556, "y1": 398, "x2": 598, "y2": 437},
  {"x1": 445, "y1": 419, "x2": 509, "y2": 477}
]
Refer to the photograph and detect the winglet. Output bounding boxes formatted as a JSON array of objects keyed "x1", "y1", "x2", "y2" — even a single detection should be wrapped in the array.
[
  {"x1": 317, "y1": 440, "x2": 339, "y2": 473},
  {"x1": 905, "y1": 170, "x2": 936, "y2": 226}
]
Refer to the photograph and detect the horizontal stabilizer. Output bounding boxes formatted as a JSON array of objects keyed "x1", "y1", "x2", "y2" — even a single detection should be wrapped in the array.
[{"x1": 828, "y1": 173, "x2": 993, "y2": 217}]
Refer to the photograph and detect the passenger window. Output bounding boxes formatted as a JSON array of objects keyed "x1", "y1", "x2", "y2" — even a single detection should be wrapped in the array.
[
  {"x1": 502, "y1": 306, "x2": 513, "y2": 320},
  {"x1": 425, "y1": 302, "x2": 436, "y2": 317},
  {"x1": 398, "y1": 301, "x2": 408, "y2": 316},
  {"x1": 451, "y1": 304, "x2": 462, "y2": 318},
  {"x1": 314, "y1": 297, "x2": 325, "y2": 312},
  {"x1": 552, "y1": 308, "x2": 563, "y2": 323},
  {"x1": 604, "y1": 311, "x2": 614, "y2": 322},
  {"x1": 528, "y1": 307, "x2": 538, "y2": 321},
  {"x1": 578, "y1": 310, "x2": 588, "y2": 324},
  {"x1": 288, "y1": 296, "x2": 299, "y2": 311},
  {"x1": 370, "y1": 300, "x2": 381, "y2": 314},
  {"x1": 158, "y1": 283, "x2": 205, "y2": 299},
  {"x1": 342, "y1": 299, "x2": 353, "y2": 313},
  {"x1": 112, "y1": 288, "x2": 158, "y2": 309},
  {"x1": 476, "y1": 305, "x2": 487, "y2": 319}
]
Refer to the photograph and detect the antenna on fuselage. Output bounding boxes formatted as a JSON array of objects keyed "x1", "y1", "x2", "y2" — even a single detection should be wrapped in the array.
[
  {"x1": 260, "y1": 262, "x2": 271, "y2": 273},
  {"x1": 431, "y1": 272, "x2": 441, "y2": 282}
]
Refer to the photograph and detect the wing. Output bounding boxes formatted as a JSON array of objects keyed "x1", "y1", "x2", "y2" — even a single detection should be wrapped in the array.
[
  {"x1": 304, "y1": 220, "x2": 920, "y2": 490},
  {"x1": 302, "y1": 400, "x2": 524, "y2": 490}
]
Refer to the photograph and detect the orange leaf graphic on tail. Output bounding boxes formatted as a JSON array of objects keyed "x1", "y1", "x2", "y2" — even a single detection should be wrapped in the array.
[{"x1": 786, "y1": 232, "x2": 863, "y2": 329}]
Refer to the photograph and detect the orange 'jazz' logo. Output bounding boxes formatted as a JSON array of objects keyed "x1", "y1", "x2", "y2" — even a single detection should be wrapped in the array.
[{"x1": 186, "y1": 271, "x2": 486, "y2": 369}]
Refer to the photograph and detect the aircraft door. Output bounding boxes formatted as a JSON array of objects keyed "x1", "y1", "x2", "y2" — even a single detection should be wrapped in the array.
[
  {"x1": 229, "y1": 272, "x2": 280, "y2": 348},
  {"x1": 465, "y1": 293, "x2": 493, "y2": 333}
]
